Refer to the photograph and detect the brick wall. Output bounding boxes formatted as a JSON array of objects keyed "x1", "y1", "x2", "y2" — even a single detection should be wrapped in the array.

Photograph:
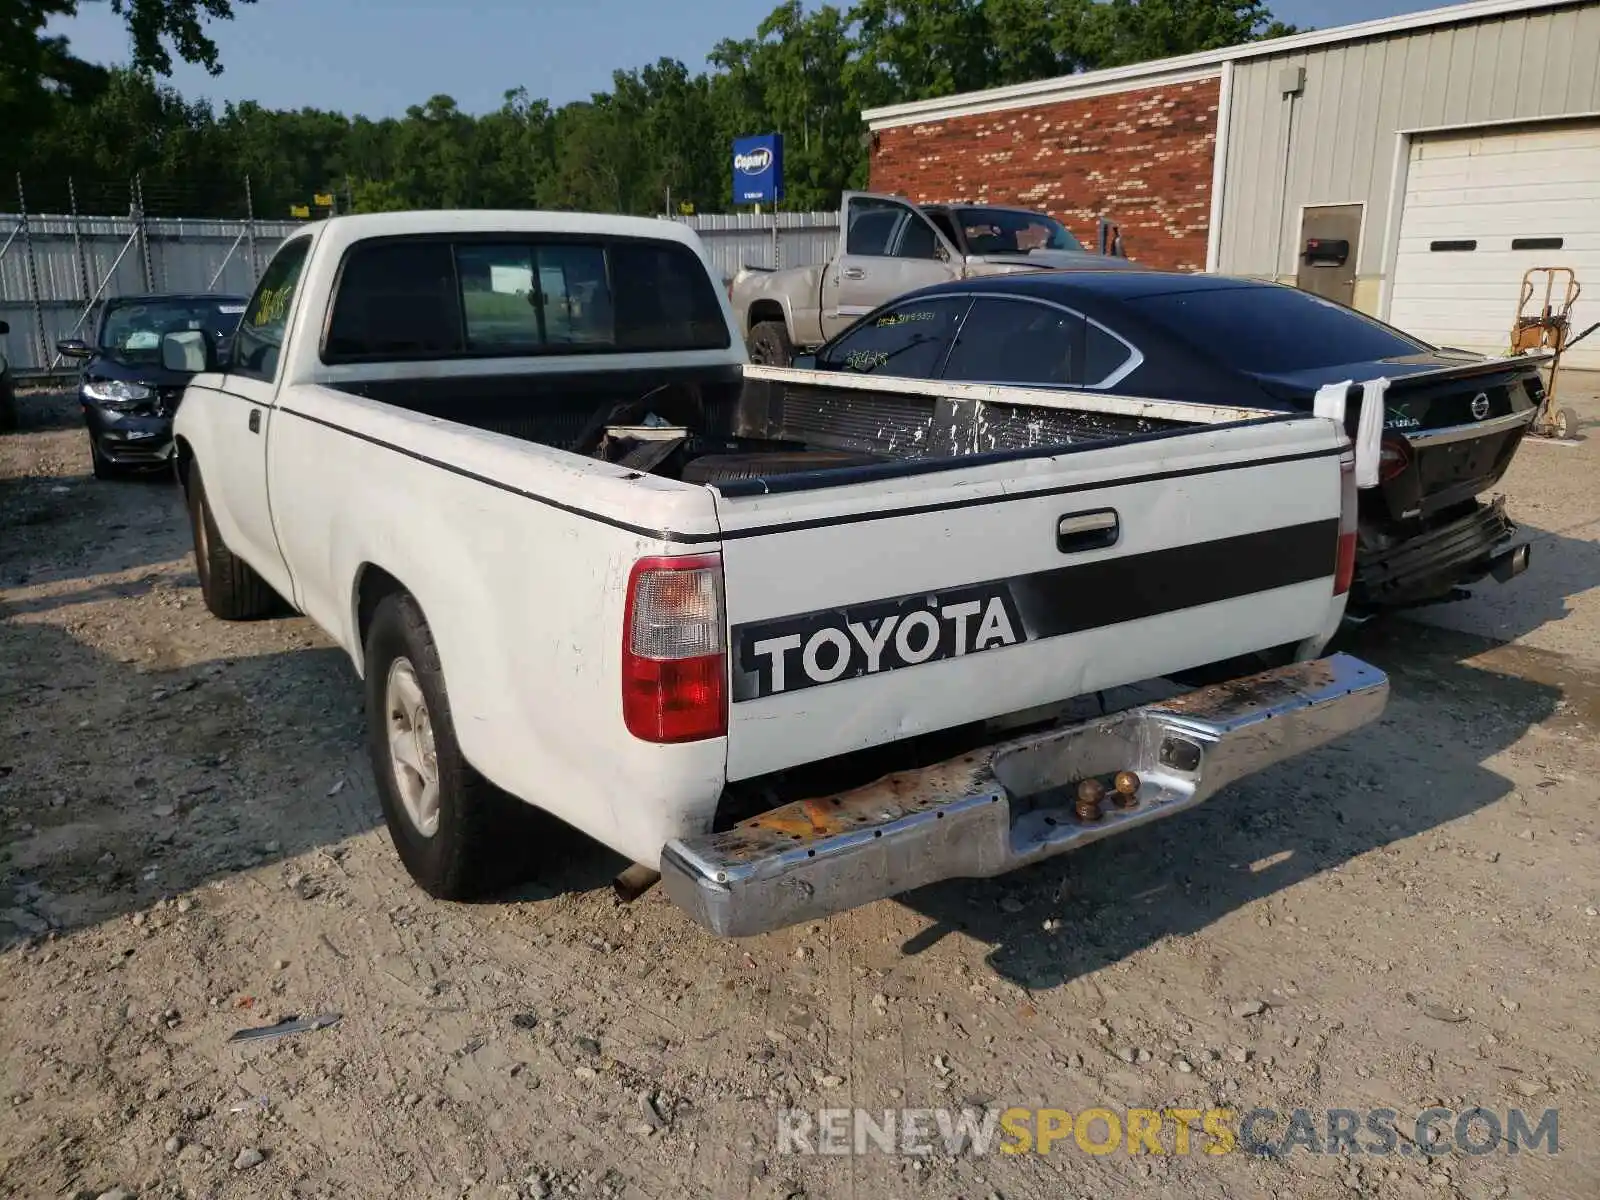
[{"x1": 868, "y1": 76, "x2": 1221, "y2": 272}]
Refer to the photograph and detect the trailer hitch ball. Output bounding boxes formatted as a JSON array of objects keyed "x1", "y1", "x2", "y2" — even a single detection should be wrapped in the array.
[
  {"x1": 1075, "y1": 777, "x2": 1105, "y2": 822},
  {"x1": 1113, "y1": 770, "x2": 1141, "y2": 808}
]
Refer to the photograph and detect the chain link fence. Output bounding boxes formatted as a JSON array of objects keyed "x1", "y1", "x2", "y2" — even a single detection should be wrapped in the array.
[{"x1": 1, "y1": 175, "x2": 303, "y2": 377}]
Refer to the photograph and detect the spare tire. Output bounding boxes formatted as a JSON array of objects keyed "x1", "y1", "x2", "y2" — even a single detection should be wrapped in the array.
[{"x1": 682, "y1": 449, "x2": 882, "y2": 485}]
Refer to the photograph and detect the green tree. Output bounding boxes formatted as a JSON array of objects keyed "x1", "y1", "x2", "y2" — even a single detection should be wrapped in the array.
[
  {"x1": 11, "y1": 0, "x2": 1301, "y2": 219},
  {"x1": 2, "y1": 0, "x2": 252, "y2": 149}
]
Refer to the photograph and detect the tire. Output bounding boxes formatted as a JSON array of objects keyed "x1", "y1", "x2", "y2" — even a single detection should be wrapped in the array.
[
  {"x1": 186, "y1": 465, "x2": 278, "y2": 620},
  {"x1": 1556, "y1": 407, "x2": 1578, "y2": 439},
  {"x1": 0, "y1": 385, "x2": 16, "y2": 433},
  {"x1": 364, "y1": 591, "x2": 527, "y2": 899},
  {"x1": 681, "y1": 449, "x2": 882, "y2": 485},
  {"x1": 746, "y1": 320, "x2": 795, "y2": 367}
]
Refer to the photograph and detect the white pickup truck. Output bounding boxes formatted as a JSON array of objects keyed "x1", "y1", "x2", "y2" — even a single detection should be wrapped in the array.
[{"x1": 165, "y1": 210, "x2": 1388, "y2": 938}]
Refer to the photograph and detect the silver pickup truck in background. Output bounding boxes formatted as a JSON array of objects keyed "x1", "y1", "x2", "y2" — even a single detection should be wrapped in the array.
[{"x1": 731, "y1": 190, "x2": 1137, "y2": 366}]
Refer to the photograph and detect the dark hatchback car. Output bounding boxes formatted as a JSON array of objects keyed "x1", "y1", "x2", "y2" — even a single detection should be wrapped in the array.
[
  {"x1": 57, "y1": 293, "x2": 248, "y2": 478},
  {"x1": 785, "y1": 271, "x2": 1542, "y2": 612}
]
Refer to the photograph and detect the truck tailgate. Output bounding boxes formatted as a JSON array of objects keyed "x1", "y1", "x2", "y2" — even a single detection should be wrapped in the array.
[{"x1": 712, "y1": 416, "x2": 1349, "y2": 780}]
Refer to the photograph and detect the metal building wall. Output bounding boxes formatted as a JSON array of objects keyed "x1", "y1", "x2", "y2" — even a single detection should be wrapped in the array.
[
  {"x1": 0, "y1": 212, "x2": 304, "y2": 375},
  {"x1": 1215, "y1": 1, "x2": 1600, "y2": 311}
]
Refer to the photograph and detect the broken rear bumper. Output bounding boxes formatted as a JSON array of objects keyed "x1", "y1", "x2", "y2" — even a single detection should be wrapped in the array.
[
  {"x1": 661, "y1": 654, "x2": 1389, "y2": 937},
  {"x1": 1355, "y1": 496, "x2": 1527, "y2": 608}
]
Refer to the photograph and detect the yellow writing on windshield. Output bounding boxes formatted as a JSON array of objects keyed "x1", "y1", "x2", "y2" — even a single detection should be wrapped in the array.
[{"x1": 252, "y1": 285, "x2": 293, "y2": 327}]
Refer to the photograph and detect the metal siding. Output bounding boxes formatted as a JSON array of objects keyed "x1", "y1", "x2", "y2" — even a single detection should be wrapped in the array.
[
  {"x1": 0, "y1": 213, "x2": 302, "y2": 373},
  {"x1": 1219, "y1": 4, "x2": 1600, "y2": 282},
  {"x1": 670, "y1": 211, "x2": 839, "y2": 283}
]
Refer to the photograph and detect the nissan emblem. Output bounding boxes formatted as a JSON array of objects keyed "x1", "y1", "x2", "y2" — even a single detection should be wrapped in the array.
[{"x1": 1471, "y1": 393, "x2": 1491, "y2": 420}]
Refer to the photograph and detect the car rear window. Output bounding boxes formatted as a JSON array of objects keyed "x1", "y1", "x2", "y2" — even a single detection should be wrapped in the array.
[
  {"x1": 1129, "y1": 285, "x2": 1428, "y2": 375},
  {"x1": 323, "y1": 235, "x2": 729, "y2": 363}
]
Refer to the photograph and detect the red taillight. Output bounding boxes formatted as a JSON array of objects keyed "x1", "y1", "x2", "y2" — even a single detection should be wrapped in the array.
[
  {"x1": 622, "y1": 553, "x2": 727, "y2": 743},
  {"x1": 1378, "y1": 433, "x2": 1412, "y2": 484},
  {"x1": 1334, "y1": 446, "x2": 1358, "y2": 596}
]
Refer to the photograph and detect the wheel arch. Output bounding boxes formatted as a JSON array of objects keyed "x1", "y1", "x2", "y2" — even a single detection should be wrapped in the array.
[
  {"x1": 747, "y1": 298, "x2": 787, "y2": 332},
  {"x1": 351, "y1": 562, "x2": 409, "y2": 677}
]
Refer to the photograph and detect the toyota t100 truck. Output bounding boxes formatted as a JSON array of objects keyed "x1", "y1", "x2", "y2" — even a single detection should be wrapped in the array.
[{"x1": 165, "y1": 210, "x2": 1388, "y2": 937}]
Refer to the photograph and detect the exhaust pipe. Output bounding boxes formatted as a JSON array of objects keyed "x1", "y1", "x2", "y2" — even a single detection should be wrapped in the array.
[
  {"x1": 1490, "y1": 543, "x2": 1532, "y2": 584},
  {"x1": 613, "y1": 863, "x2": 662, "y2": 903}
]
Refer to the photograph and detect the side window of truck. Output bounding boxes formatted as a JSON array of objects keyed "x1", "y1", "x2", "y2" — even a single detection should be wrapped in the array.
[
  {"x1": 816, "y1": 297, "x2": 970, "y2": 376},
  {"x1": 844, "y1": 197, "x2": 943, "y2": 261},
  {"x1": 942, "y1": 298, "x2": 1086, "y2": 387},
  {"x1": 232, "y1": 237, "x2": 311, "y2": 382}
]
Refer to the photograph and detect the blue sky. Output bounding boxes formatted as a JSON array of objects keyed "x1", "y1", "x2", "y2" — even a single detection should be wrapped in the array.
[{"x1": 52, "y1": 0, "x2": 1452, "y2": 117}]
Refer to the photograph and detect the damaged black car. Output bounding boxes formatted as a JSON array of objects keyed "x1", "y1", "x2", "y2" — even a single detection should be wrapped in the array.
[{"x1": 57, "y1": 293, "x2": 248, "y2": 479}]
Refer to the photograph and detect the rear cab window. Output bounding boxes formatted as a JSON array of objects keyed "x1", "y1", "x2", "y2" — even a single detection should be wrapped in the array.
[
  {"x1": 321, "y1": 235, "x2": 729, "y2": 363},
  {"x1": 1130, "y1": 284, "x2": 1428, "y2": 377}
]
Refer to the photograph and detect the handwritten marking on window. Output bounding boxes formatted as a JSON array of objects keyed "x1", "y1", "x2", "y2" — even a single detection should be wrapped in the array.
[
  {"x1": 845, "y1": 349, "x2": 890, "y2": 371},
  {"x1": 874, "y1": 310, "x2": 937, "y2": 328}
]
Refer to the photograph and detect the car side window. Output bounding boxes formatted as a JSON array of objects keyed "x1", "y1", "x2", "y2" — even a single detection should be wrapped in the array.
[
  {"x1": 232, "y1": 237, "x2": 312, "y2": 382},
  {"x1": 845, "y1": 201, "x2": 901, "y2": 256},
  {"x1": 844, "y1": 197, "x2": 944, "y2": 261},
  {"x1": 1084, "y1": 321, "x2": 1138, "y2": 388},
  {"x1": 894, "y1": 216, "x2": 940, "y2": 260},
  {"x1": 941, "y1": 297, "x2": 1086, "y2": 387},
  {"x1": 815, "y1": 297, "x2": 970, "y2": 377}
]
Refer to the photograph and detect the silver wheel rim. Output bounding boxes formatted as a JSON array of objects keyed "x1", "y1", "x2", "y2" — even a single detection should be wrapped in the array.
[{"x1": 385, "y1": 657, "x2": 440, "y2": 837}]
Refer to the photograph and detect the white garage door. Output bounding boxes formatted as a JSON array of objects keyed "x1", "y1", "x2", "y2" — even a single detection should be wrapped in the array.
[{"x1": 1388, "y1": 121, "x2": 1600, "y2": 370}]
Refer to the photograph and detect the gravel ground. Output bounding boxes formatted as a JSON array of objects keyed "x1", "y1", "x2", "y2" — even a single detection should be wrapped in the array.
[{"x1": 2, "y1": 385, "x2": 1598, "y2": 1200}]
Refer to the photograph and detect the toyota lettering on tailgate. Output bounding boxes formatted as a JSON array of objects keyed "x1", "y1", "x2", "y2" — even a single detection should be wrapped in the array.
[
  {"x1": 728, "y1": 518, "x2": 1345, "y2": 703},
  {"x1": 733, "y1": 584, "x2": 1025, "y2": 701}
]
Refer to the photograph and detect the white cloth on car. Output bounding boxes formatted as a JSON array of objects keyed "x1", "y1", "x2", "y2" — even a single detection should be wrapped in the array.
[{"x1": 1313, "y1": 377, "x2": 1389, "y2": 490}]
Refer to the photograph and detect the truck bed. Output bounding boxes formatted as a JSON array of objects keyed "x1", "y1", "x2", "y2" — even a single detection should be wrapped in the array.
[{"x1": 326, "y1": 362, "x2": 1280, "y2": 489}]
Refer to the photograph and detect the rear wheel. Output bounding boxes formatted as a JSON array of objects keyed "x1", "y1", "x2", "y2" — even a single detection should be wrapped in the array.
[
  {"x1": 746, "y1": 320, "x2": 795, "y2": 367},
  {"x1": 186, "y1": 465, "x2": 278, "y2": 619},
  {"x1": 364, "y1": 592, "x2": 529, "y2": 899}
]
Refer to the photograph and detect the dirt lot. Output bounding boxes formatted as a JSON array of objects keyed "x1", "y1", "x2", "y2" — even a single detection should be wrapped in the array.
[{"x1": 2, "y1": 385, "x2": 1598, "y2": 1200}]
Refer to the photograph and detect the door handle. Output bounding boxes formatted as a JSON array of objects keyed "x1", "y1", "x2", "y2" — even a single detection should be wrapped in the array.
[
  {"x1": 248, "y1": 408, "x2": 262, "y2": 434},
  {"x1": 1057, "y1": 509, "x2": 1119, "y2": 553},
  {"x1": 842, "y1": 267, "x2": 866, "y2": 280}
]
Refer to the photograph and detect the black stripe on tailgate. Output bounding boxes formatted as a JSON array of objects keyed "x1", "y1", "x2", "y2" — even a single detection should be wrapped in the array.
[{"x1": 731, "y1": 519, "x2": 1338, "y2": 701}]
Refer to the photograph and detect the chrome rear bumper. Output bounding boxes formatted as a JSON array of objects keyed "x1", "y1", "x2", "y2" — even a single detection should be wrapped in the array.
[{"x1": 662, "y1": 654, "x2": 1389, "y2": 937}]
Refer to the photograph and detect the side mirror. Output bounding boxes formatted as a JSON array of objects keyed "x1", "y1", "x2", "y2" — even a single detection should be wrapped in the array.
[
  {"x1": 56, "y1": 338, "x2": 92, "y2": 359},
  {"x1": 791, "y1": 352, "x2": 817, "y2": 370},
  {"x1": 161, "y1": 330, "x2": 216, "y2": 374},
  {"x1": 935, "y1": 242, "x2": 950, "y2": 263}
]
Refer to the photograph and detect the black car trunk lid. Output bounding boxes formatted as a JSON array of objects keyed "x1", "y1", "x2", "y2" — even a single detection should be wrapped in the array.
[
  {"x1": 1372, "y1": 359, "x2": 1540, "y2": 522},
  {"x1": 1258, "y1": 355, "x2": 1543, "y2": 526}
]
